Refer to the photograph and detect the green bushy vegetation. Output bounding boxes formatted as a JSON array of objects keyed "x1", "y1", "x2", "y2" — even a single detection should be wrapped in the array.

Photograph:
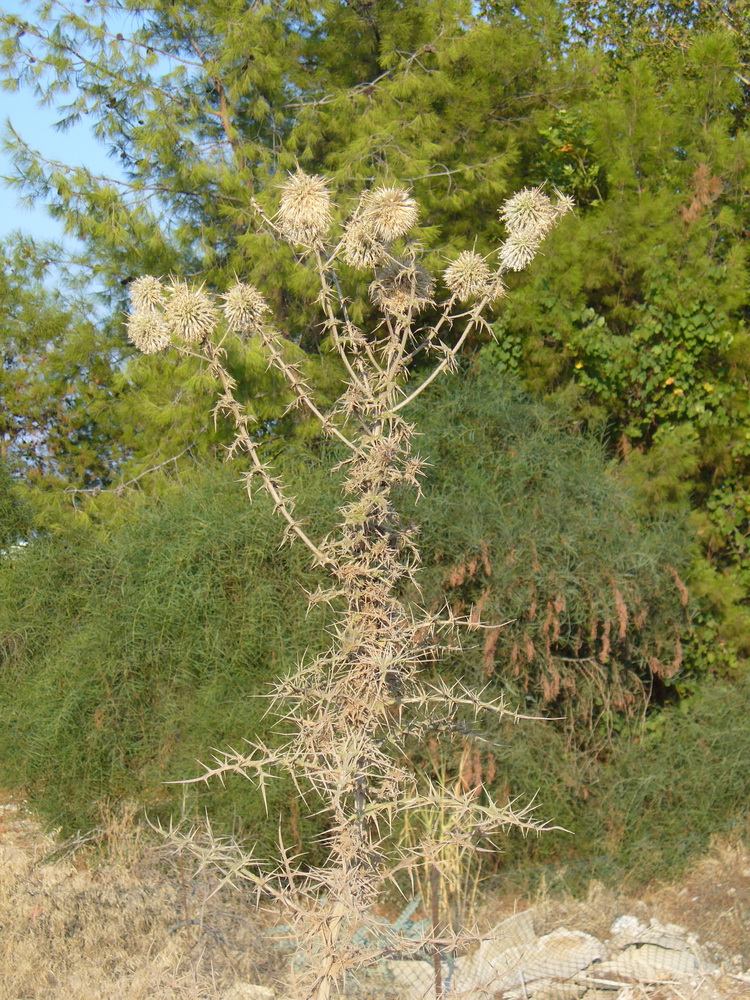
[
  {"x1": 0, "y1": 459, "x2": 30, "y2": 550},
  {"x1": 0, "y1": 369, "x2": 704, "y2": 880},
  {"x1": 416, "y1": 358, "x2": 691, "y2": 736},
  {"x1": 0, "y1": 468, "x2": 334, "y2": 845},
  {"x1": 491, "y1": 673, "x2": 750, "y2": 888},
  {"x1": 1, "y1": 0, "x2": 749, "y2": 894}
]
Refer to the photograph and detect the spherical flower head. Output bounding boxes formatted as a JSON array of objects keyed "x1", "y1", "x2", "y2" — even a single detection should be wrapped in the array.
[
  {"x1": 164, "y1": 281, "x2": 218, "y2": 344},
  {"x1": 361, "y1": 185, "x2": 418, "y2": 243},
  {"x1": 499, "y1": 185, "x2": 556, "y2": 238},
  {"x1": 129, "y1": 275, "x2": 165, "y2": 312},
  {"x1": 498, "y1": 229, "x2": 542, "y2": 272},
  {"x1": 221, "y1": 282, "x2": 269, "y2": 334},
  {"x1": 553, "y1": 189, "x2": 576, "y2": 217},
  {"x1": 126, "y1": 311, "x2": 171, "y2": 355},
  {"x1": 370, "y1": 259, "x2": 435, "y2": 317},
  {"x1": 341, "y1": 220, "x2": 390, "y2": 270},
  {"x1": 443, "y1": 251, "x2": 493, "y2": 301},
  {"x1": 277, "y1": 169, "x2": 332, "y2": 246}
]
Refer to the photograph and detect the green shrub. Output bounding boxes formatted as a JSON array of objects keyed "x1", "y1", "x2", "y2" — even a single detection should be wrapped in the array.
[
  {"x1": 487, "y1": 674, "x2": 750, "y2": 888},
  {"x1": 0, "y1": 367, "x2": 695, "y2": 863}
]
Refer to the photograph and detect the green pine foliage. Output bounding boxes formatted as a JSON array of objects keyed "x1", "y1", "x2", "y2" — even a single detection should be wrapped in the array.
[
  {"x1": 0, "y1": 458, "x2": 31, "y2": 550},
  {"x1": 0, "y1": 243, "x2": 123, "y2": 492},
  {"x1": 0, "y1": 247, "x2": 341, "y2": 531},
  {"x1": 565, "y1": 0, "x2": 750, "y2": 116},
  {"x1": 488, "y1": 30, "x2": 750, "y2": 667}
]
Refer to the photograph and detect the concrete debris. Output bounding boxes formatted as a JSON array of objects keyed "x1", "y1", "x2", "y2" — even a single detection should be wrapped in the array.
[
  {"x1": 462, "y1": 941, "x2": 528, "y2": 988},
  {"x1": 609, "y1": 914, "x2": 644, "y2": 938},
  {"x1": 387, "y1": 907, "x2": 741, "y2": 999},
  {"x1": 454, "y1": 924, "x2": 604, "y2": 994},
  {"x1": 485, "y1": 908, "x2": 538, "y2": 948},
  {"x1": 531, "y1": 928, "x2": 607, "y2": 979},
  {"x1": 597, "y1": 941, "x2": 699, "y2": 980},
  {"x1": 386, "y1": 958, "x2": 436, "y2": 998},
  {"x1": 507, "y1": 979, "x2": 586, "y2": 999},
  {"x1": 610, "y1": 913, "x2": 698, "y2": 952}
]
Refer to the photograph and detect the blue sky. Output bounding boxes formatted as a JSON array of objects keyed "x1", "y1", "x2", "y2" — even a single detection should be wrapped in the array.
[
  {"x1": 1, "y1": 0, "x2": 126, "y2": 244},
  {"x1": 1, "y1": 87, "x2": 122, "y2": 243}
]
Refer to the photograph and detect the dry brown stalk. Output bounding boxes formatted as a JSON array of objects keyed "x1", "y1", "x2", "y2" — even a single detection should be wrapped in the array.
[{"x1": 126, "y1": 175, "x2": 573, "y2": 999}]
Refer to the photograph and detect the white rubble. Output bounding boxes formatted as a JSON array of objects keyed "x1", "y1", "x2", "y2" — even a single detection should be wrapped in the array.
[
  {"x1": 443, "y1": 922, "x2": 604, "y2": 996},
  {"x1": 610, "y1": 913, "x2": 699, "y2": 952},
  {"x1": 383, "y1": 906, "x2": 739, "y2": 1000},
  {"x1": 597, "y1": 941, "x2": 698, "y2": 980},
  {"x1": 386, "y1": 958, "x2": 436, "y2": 999}
]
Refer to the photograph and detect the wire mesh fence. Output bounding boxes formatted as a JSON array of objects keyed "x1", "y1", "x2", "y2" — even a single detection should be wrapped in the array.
[
  {"x1": 345, "y1": 906, "x2": 711, "y2": 1000},
  {"x1": 258, "y1": 815, "x2": 750, "y2": 999},
  {"x1": 331, "y1": 824, "x2": 750, "y2": 1000}
]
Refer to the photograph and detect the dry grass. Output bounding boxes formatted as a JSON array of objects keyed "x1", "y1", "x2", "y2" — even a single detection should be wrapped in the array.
[
  {"x1": 644, "y1": 837, "x2": 750, "y2": 967},
  {"x1": 0, "y1": 794, "x2": 286, "y2": 1000},
  {"x1": 2, "y1": 792, "x2": 749, "y2": 1000}
]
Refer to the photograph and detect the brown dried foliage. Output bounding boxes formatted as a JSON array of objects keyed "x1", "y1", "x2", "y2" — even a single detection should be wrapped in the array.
[{"x1": 681, "y1": 163, "x2": 724, "y2": 225}]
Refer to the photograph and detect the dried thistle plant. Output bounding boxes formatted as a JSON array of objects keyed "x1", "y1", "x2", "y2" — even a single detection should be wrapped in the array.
[{"x1": 126, "y1": 176, "x2": 573, "y2": 1000}]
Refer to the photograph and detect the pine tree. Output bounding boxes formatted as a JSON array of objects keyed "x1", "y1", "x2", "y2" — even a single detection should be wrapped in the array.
[
  {"x1": 0, "y1": 0, "x2": 581, "y2": 503},
  {"x1": 3, "y1": 0, "x2": 749, "y2": 667},
  {"x1": 488, "y1": 28, "x2": 750, "y2": 665},
  {"x1": 0, "y1": 241, "x2": 121, "y2": 490}
]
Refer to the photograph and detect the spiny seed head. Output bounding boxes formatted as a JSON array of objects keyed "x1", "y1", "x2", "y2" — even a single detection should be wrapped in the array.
[
  {"x1": 361, "y1": 185, "x2": 418, "y2": 242},
  {"x1": 498, "y1": 229, "x2": 543, "y2": 272},
  {"x1": 129, "y1": 275, "x2": 165, "y2": 312},
  {"x1": 221, "y1": 282, "x2": 269, "y2": 334},
  {"x1": 554, "y1": 189, "x2": 576, "y2": 217},
  {"x1": 370, "y1": 260, "x2": 435, "y2": 317},
  {"x1": 499, "y1": 185, "x2": 556, "y2": 238},
  {"x1": 126, "y1": 311, "x2": 171, "y2": 355},
  {"x1": 164, "y1": 281, "x2": 218, "y2": 344},
  {"x1": 277, "y1": 169, "x2": 332, "y2": 245},
  {"x1": 341, "y1": 220, "x2": 390, "y2": 270},
  {"x1": 443, "y1": 251, "x2": 493, "y2": 301}
]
